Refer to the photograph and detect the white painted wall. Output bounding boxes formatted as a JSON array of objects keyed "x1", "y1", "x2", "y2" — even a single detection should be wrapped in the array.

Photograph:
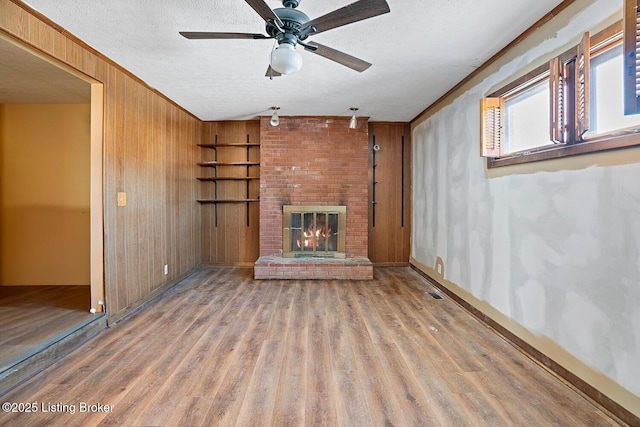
[{"x1": 412, "y1": 0, "x2": 640, "y2": 405}]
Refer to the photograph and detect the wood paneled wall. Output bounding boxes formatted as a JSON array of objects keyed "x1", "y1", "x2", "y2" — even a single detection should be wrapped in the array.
[
  {"x1": 200, "y1": 121, "x2": 260, "y2": 265},
  {"x1": 0, "y1": 0, "x2": 202, "y2": 321},
  {"x1": 368, "y1": 123, "x2": 411, "y2": 264}
]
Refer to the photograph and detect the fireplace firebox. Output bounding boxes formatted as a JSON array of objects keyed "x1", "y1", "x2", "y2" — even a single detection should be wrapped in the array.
[{"x1": 282, "y1": 206, "x2": 346, "y2": 258}]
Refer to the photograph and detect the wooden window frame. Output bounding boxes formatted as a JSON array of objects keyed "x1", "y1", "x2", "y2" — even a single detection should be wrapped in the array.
[{"x1": 484, "y1": 19, "x2": 640, "y2": 168}]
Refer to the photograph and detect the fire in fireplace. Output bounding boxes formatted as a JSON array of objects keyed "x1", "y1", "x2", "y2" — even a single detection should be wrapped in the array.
[{"x1": 282, "y1": 206, "x2": 346, "y2": 258}]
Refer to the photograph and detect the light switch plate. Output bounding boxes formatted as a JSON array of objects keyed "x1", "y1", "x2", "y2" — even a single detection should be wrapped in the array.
[{"x1": 117, "y1": 192, "x2": 127, "y2": 207}]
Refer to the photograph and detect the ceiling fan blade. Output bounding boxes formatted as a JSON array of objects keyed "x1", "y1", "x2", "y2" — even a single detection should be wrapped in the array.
[
  {"x1": 180, "y1": 32, "x2": 269, "y2": 40},
  {"x1": 265, "y1": 65, "x2": 282, "y2": 78},
  {"x1": 304, "y1": 43, "x2": 372, "y2": 72},
  {"x1": 301, "y1": 0, "x2": 390, "y2": 35},
  {"x1": 244, "y1": 0, "x2": 284, "y2": 27}
]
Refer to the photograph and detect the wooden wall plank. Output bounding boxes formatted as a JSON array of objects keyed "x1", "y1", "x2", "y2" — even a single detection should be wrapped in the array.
[
  {"x1": 103, "y1": 64, "x2": 119, "y2": 312},
  {"x1": 112, "y1": 67, "x2": 129, "y2": 313},
  {"x1": 124, "y1": 77, "x2": 141, "y2": 306},
  {"x1": 26, "y1": 14, "x2": 52, "y2": 53},
  {"x1": 0, "y1": 1, "x2": 28, "y2": 39}
]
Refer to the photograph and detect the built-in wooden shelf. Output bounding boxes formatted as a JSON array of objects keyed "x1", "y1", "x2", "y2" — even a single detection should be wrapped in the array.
[
  {"x1": 197, "y1": 137, "x2": 260, "y2": 226},
  {"x1": 197, "y1": 199, "x2": 260, "y2": 204},
  {"x1": 198, "y1": 143, "x2": 260, "y2": 149},
  {"x1": 197, "y1": 177, "x2": 260, "y2": 181},
  {"x1": 198, "y1": 161, "x2": 260, "y2": 167}
]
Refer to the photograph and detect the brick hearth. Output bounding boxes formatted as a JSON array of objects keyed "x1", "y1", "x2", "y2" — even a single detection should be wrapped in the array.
[
  {"x1": 254, "y1": 257, "x2": 373, "y2": 280},
  {"x1": 255, "y1": 116, "x2": 373, "y2": 280}
]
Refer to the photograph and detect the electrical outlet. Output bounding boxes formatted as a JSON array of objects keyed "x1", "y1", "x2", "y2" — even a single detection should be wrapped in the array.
[
  {"x1": 435, "y1": 257, "x2": 445, "y2": 276},
  {"x1": 164, "y1": 264, "x2": 168, "y2": 275}
]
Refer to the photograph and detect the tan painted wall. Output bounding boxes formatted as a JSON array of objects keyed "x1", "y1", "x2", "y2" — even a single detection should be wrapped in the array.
[{"x1": 0, "y1": 104, "x2": 90, "y2": 285}]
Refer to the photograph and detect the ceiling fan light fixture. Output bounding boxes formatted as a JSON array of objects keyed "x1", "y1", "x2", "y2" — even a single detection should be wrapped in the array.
[
  {"x1": 270, "y1": 106, "x2": 281, "y2": 127},
  {"x1": 349, "y1": 107, "x2": 359, "y2": 129},
  {"x1": 180, "y1": 0, "x2": 390, "y2": 79},
  {"x1": 270, "y1": 43, "x2": 303, "y2": 75}
]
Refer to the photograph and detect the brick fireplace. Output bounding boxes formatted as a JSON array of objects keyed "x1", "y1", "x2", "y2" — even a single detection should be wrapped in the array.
[{"x1": 254, "y1": 116, "x2": 373, "y2": 280}]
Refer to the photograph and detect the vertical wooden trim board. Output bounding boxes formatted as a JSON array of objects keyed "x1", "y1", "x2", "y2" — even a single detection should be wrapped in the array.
[
  {"x1": 90, "y1": 82, "x2": 105, "y2": 312},
  {"x1": 368, "y1": 123, "x2": 412, "y2": 264}
]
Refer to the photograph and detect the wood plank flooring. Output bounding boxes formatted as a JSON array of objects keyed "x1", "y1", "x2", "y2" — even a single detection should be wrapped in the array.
[
  {"x1": 0, "y1": 268, "x2": 623, "y2": 426},
  {"x1": 0, "y1": 286, "x2": 93, "y2": 372}
]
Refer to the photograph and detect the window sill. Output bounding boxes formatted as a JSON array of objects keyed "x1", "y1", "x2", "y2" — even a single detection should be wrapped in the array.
[{"x1": 487, "y1": 132, "x2": 640, "y2": 168}]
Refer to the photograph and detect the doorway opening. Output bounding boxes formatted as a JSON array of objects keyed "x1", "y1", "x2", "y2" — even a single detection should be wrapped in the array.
[{"x1": 0, "y1": 32, "x2": 104, "y2": 383}]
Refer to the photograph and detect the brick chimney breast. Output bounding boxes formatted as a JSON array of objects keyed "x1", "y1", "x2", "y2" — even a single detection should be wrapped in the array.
[{"x1": 255, "y1": 116, "x2": 372, "y2": 280}]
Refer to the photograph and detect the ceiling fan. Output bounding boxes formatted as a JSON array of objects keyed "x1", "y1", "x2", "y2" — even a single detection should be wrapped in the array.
[{"x1": 180, "y1": 0, "x2": 390, "y2": 77}]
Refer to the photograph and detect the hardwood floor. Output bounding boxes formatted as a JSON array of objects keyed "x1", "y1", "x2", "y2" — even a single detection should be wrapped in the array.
[
  {"x1": 0, "y1": 268, "x2": 623, "y2": 426},
  {"x1": 0, "y1": 286, "x2": 94, "y2": 372}
]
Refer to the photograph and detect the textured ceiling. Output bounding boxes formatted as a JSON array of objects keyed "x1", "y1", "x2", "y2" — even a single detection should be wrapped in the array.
[{"x1": 14, "y1": 0, "x2": 565, "y2": 121}]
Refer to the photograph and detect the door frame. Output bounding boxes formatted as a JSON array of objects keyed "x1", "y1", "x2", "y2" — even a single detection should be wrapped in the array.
[{"x1": 0, "y1": 31, "x2": 105, "y2": 312}]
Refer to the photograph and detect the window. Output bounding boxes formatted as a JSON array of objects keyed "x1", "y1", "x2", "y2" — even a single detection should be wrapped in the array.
[
  {"x1": 589, "y1": 44, "x2": 640, "y2": 135},
  {"x1": 481, "y1": 3, "x2": 640, "y2": 168},
  {"x1": 481, "y1": 66, "x2": 553, "y2": 158},
  {"x1": 480, "y1": 48, "x2": 580, "y2": 162},
  {"x1": 503, "y1": 77, "x2": 552, "y2": 153}
]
